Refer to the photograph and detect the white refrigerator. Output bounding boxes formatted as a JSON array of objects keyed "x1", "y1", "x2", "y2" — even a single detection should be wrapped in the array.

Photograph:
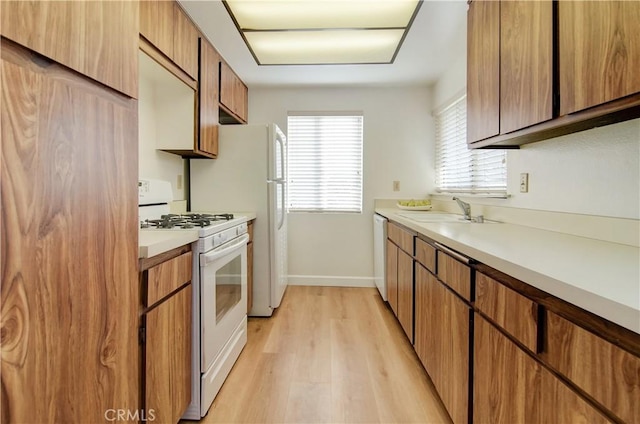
[{"x1": 190, "y1": 123, "x2": 288, "y2": 316}]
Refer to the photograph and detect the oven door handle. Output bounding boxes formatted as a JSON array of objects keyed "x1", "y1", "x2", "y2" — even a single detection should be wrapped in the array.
[{"x1": 200, "y1": 233, "x2": 250, "y2": 266}]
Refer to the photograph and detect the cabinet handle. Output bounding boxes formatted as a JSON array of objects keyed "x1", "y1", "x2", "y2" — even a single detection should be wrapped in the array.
[{"x1": 434, "y1": 242, "x2": 472, "y2": 264}]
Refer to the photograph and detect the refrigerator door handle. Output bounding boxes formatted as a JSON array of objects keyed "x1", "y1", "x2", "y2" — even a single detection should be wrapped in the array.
[
  {"x1": 278, "y1": 135, "x2": 285, "y2": 181},
  {"x1": 278, "y1": 182, "x2": 285, "y2": 230}
]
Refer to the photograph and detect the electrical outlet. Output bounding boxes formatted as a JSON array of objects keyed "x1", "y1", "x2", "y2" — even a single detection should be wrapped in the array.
[
  {"x1": 393, "y1": 181, "x2": 400, "y2": 192},
  {"x1": 520, "y1": 173, "x2": 529, "y2": 193},
  {"x1": 177, "y1": 174, "x2": 183, "y2": 190}
]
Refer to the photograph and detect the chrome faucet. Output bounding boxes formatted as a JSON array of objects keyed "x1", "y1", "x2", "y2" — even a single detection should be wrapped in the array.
[{"x1": 453, "y1": 197, "x2": 471, "y2": 220}]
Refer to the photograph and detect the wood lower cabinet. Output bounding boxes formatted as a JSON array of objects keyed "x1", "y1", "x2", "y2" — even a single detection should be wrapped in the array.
[
  {"x1": 1, "y1": 39, "x2": 139, "y2": 423},
  {"x1": 141, "y1": 249, "x2": 193, "y2": 424},
  {"x1": 474, "y1": 315, "x2": 611, "y2": 424},
  {"x1": 386, "y1": 240, "x2": 399, "y2": 315},
  {"x1": 542, "y1": 311, "x2": 640, "y2": 423},
  {"x1": 397, "y1": 249, "x2": 414, "y2": 342},
  {"x1": 197, "y1": 38, "x2": 221, "y2": 158},
  {"x1": 1, "y1": 0, "x2": 139, "y2": 98},
  {"x1": 145, "y1": 285, "x2": 192, "y2": 424},
  {"x1": 560, "y1": 1, "x2": 640, "y2": 115},
  {"x1": 415, "y1": 263, "x2": 469, "y2": 424}
]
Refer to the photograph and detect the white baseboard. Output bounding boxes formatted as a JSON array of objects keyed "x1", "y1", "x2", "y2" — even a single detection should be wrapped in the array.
[{"x1": 288, "y1": 275, "x2": 375, "y2": 288}]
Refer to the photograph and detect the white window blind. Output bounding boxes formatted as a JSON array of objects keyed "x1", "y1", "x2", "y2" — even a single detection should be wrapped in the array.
[
  {"x1": 287, "y1": 113, "x2": 363, "y2": 213},
  {"x1": 435, "y1": 95, "x2": 507, "y2": 195}
]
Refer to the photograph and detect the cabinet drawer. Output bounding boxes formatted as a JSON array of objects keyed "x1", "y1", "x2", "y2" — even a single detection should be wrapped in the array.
[
  {"x1": 437, "y1": 251, "x2": 471, "y2": 301},
  {"x1": 147, "y1": 251, "x2": 192, "y2": 306},
  {"x1": 543, "y1": 311, "x2": 640, "y2": 423},
  {"x1": 476, "y1": 272, "x2": 539, "y2": 352},
  {"x1": 415, "y1": 238, "x2": 436, "y2": 274},
  {"x1": 387, "y1": 222, "x2": 414, "y2": 255}
]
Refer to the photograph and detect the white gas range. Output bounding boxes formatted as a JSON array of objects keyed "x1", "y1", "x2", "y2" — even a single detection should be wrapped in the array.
[{"x1": 139, "y1": 179, "x2": 249, "y2": 419}]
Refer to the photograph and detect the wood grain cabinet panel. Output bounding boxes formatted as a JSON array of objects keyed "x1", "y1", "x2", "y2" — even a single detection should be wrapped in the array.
[
  {"x1": 387, "y1": 222, "x2": 414, "y2": 255},
  {"x1": 415, "y1": 264, "x2": 469, "y2": 424},
  {"x1": 173, "y1": 3, "x2": 199, "y2": 80},
  {"x1": 543, "y1": 311, "x2": 640, "y2": 423},
  {"x1": 147, "y1": 251, "x2": 192, "y2": 306},
  {"x1": 476, "y1": 272, "x2": 539, "y2": 352},
  {"x1": 500, "y1": 0, "x2": 553, "y2": 133},
  {"x1": 437, "y1": 252, "x2": 471, "y2": 301},
  {"x1": 1, "y1": 40, "x2": 139, "y2": 423},
  {"x1": 560, "y1": 1, "x2": 640, "y2": 115},
  {"x1": 415, "y1": 238, "x2": 436, "y2": 274},
  {"x1": 397, "y1": 250, "x2": 414, "y2": 343},
  {"x1": 386, "y1": 240, "x2": 399, "y2": 316},
  {"x1": 1, "y1": 0, "x2": 139, "y2": 98},
  {"x1": 140, "y1": 0, "x2": 174, "y2": 61},
  {"x1": 474, "y1": 316, "x2": 610, "y2": 424},
  {"x1": 198, "y1": 38, "x2": 220, "y2": 157},
  {"x1": 145, "y1": 284, "x2": 192, "y2": 424},
  {"x1": 219, "y1": 60, "x2": 248, "y2": 123},
  {"x1": 467, "y1": 0, "x2": 500, "y2": 143}
]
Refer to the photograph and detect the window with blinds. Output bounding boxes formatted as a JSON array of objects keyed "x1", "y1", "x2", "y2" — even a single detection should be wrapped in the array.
[
  {"x1": 287, "y1": 113, "x2": 363, "y2": 213},
  {"x1": 435, "y1": 94, "x2": 507, "y2": 195}
]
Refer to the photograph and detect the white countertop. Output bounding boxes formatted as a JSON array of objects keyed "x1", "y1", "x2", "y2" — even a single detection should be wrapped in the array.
[
  {"x1": 139, "y1": 213, "x2": 256, "y2": 259},
  {"x1": 139, "y1": 230, "x2": 199, "y2": 259},
  {"x1": 376, "y1": 208, "x2": 640, "y2": 334}
]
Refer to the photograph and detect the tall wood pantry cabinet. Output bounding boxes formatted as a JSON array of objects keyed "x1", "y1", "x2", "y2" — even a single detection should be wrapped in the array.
[{"x1": 0, "y1": 2, "x2": 140, "y2": 422}]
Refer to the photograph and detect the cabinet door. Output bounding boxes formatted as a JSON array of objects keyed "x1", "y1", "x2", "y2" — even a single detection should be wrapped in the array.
[
  {"x1": 474, "y1": 315, "x2": 610, "y2": 424},
  {"x1": 560, "y1": 1, "x2": 640, "y2": 115},
  {"x1": 543, "y1": 311, "x2": 640, "y2": 423},
  {"x1": 1, "y1": 40, "x2": 139, "y2": 422},
  {"x1": 198, "y1": 38, "x2": 220, "y2": 157},
  {"x1": 219, "y1": 60, "x2": 235, "y2": 115},
  {"x1": 146, "y1": 285, "x2": 192, "y2": 423},
  {"x1": 397, "y1": 249, "x2": 414, "y2": 342},
  {"x1": 386, "y1": 240, "x2": 399, "y2": 316},
  {"x1": 443, "y1": 290, "x2": 469, "y2": 424},
  {"x1": 173, "y1": 3, "x2": 199, "y2": 80},
  {"x1": 140, "y1": 0, "x2": 174, "y2": 61},
  {"x1": 500, "y1": 0, "x2": 553, "y2": 133},
  {"x1": 467, "y1": 0, "x2": 500, "y2": 144},
  {"x1": 1, "y1": 0, "x2": 138, "y2": 98}
]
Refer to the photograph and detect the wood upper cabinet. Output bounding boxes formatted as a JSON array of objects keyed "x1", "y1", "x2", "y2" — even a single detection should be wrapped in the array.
[
  {"x1": 559, "y1": 1, "x2": 640, "y2": 115},
  {"x1": 500, "y1": 0, "x2": 553, "y2": 134},
  {"x1": 542, "y1": 311, "x2": 640, "y2": 423},
  {"x1": 139, "y1": 0, "x2": 199, "y2": 81},
  {"x1": 415, "y1": 264, "x2": 469, "y2": 424},
  {"x1": 142, "y1": 250, "x2": 193, "y2": 424},
  {"x1": 467, "y1": 0, "x2": 500, "y2": 143},
  {"x1": 220, "y1": 60, "x2": 248, "y2": 124},
  {"x1": 1, "y1": 40, "x2": 139, "y2": 422},
  {"x1": 198, "y1": 38, "x2": 221, "y2": 157},
  {"x1": 474, "y1": 315, "x2": 611, "y2": 424},
  {"x1": 0, "y1": 0, "x2": 139, "y2": 98},
  {"x1": 140, "y1": 0, "x2": 174, "y2": 61},
  {"x1": 467, "y1": 0, "x2": 552, "y2": 144},
  {"x1": 173, "y1": 3, "x2": 199, "y2": 80}
]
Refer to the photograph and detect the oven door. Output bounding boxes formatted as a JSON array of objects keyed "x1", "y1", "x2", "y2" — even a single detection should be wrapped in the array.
[{"x1": 199, "y1": 233, "x2": 249, "y2": 371}]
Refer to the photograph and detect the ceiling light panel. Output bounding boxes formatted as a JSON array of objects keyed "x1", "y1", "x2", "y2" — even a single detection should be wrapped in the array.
[
  {"x1": 226, "y1": 0, "x2": 420, "y2": 30},
  {"x1": 223, "y1": 0, "x2": 422, "y2": 65},
  {"x1": 246, "y1": 29, "x2": 404, "y2": 64}
]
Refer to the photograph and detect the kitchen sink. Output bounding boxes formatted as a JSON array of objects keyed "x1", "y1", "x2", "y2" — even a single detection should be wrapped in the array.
[{"x1": 397, "y1": 212, "x2": 499, "y2": 224}]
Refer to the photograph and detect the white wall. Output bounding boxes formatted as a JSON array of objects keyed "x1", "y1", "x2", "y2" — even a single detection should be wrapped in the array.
[
  {"x1": 249, "y1": 87, "x2": 435, "y2": 285},
  {"x1": 138, "y1": 73, "x2": 188, "y2": 201},
  {"x1": 431, "y1": 27, "x2": 640, "y2": 220}
]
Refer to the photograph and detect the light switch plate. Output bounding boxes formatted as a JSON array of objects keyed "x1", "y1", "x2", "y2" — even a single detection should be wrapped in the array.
[
  {"x1": 520, "y1": 173, "x2": 529, "y2": 193},
  {"x1": 393, "y1": 181, "x2": 400, "y2": 191}
]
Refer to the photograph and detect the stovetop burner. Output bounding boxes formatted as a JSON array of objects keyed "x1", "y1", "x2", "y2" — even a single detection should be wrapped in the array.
[{"x1": 140, "y1": 213, "x2": 235, "y2": 229}]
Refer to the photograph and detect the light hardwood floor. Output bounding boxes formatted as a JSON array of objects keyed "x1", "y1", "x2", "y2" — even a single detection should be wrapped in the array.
[{"x1": 185, "y1": 286, "x2": 452, "y2": 424}]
